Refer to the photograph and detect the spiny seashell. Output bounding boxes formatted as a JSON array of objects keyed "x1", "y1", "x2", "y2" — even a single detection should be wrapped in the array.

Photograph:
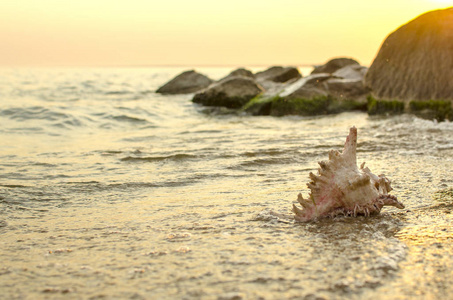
[{"x1": 293, "y1": 126, "x2": 404, "y2": 222}]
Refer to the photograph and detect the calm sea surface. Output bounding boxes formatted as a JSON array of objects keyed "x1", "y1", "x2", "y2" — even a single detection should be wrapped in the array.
[{"x1": 0, "y1": 67, "x2": 452, "y2": 299}]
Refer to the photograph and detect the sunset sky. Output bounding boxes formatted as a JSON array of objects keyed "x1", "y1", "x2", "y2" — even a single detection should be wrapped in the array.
[{"x1": 0, "y1": 0, "x2": 451, "y2": 67}]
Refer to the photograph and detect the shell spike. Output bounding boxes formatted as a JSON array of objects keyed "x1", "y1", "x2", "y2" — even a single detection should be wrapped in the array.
[
  {"x1": 309, "y1": 172, "x2": 319, "y2": 182},
  {"x1": 318, "y1": 161, "x2": 330, "y2": 171},
  {"x1": 328, "y1": 150, "x2": 340, "y2": 161},
  {"x1": 342, "y1": 126, "x2": 357, "y2": 164},
  {"x1": 297, "y1": 193, "x2": 313, "y2": 208},
  {"x1": 297, "y1": 193, "x2": 305, "y2": 205},
  {"x1": 292, "y1": 204, "x2": 304, "y2": 215}
]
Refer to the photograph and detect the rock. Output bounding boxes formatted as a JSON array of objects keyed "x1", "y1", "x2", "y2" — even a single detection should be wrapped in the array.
[
  {"x1": 324, "y1": 79, "x2": 370, "y2": 101},
  {"x1": 243, "y1": 74, "x2": 325, "y2": 116},
  {"x1": 269, "y1": 74, "x2": 329, "y2": 100},
  {"x1": 304, "y1": 73, "x2": 333, "y2": 86},
  {"x1": 156, "y1": 70, "x2": 213, "y2": 94},
  {"x1": 242, "y1": 63, "x2": 369, "y2": 117},
  {"x1": 255, "y1": 66, "x2": 302, "y2": 84},
  {"x1": 332, "y1": 64, "x2": 368, "y2": 81},
  {"x1": 408, "y1": 99, "x2": 452, "y2": 121},
  {"x1": 220, "y1": 68, "x2": 254, "y2": 81},
  {"x1": 311, "y1": 58, "x2": 360, "y2": 74},
  {"x1": 367, "y1": 97, "x2": 405, "y2": 116},
  {"x1": 193, "y1": 77, "x2": 264, "y2": 109},
  {"x1": 323, "y1": 64, "x2": 369, "y2": 101},
  {"x1": 365, "y1": 8, "x2": 453, "y2": 101},
  {"x1": 243, "y1": 69, "x2": 369, "y2": 117},
  {"x1": 282, "y1": 71, "x2": 369, "y2": 102},
  {"x1": 242, "y1": 96, "x2": 275, "y2": 116},
  {"x1": 285, "y1": 85, "x2": 328, "y2": 100},
  {"x1": 269, "y1": 95, "x2": 334, "y2": 117}
]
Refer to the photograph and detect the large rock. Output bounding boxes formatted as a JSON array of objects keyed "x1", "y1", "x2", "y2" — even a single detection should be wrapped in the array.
[
  {"x1": 332, "y1": 64, "x2": 368, "y2": 81},
  {"x1": 311, "y1": 58, "x2": 360, "y2": 74},
  {"x1": 244, "y1": 69, "x2": 369, "y2": 117},
  {"x1": 220, "y1": 68, "x2": 254, "y2": 82},
  {"x1": 243, "y1": 62, "x2": 370, "y2": 116},
  {"x1": 304, "y1": 73, "x2": 333, "y2": 86},
  {"x1": 279, "y1": 74, "x2": 331, "y2": 98},
  {"x1": 365, "y1": 8, "x2": 453, "y2": 101},
  {"x1": 284, "y1": 85, "x2": 328, "y2": 100},
  {"x1": 156, "y1": 70, "x2": 213, "y2": 94},
  {"x1": 281, "y1": 66, "x2": 369, "y2": 102},
  {"x1": 192, "y1": 77, "x2": 264, "y2": 109},
  {"x1": 324, "y1": 79, "x2": 370, "y2": 101},
  {"x1": 255, "y1": 66, "x2": 301, "y2": 84}
]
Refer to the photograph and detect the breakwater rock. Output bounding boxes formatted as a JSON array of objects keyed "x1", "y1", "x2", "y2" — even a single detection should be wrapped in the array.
[
  {"x1": 156, "y1": 70, "x2": 213, "y2": 94},
  {"x1": 244, "y1": 59, "x2": 369, "y2": 116},
  {"x1": 255, "y1": 66, "x2": 301, "y2": 84},
  {"x1": 364, "y1": 7, "x2": 453, "y2": 121},
  {"x1": 192, "y1": 77, "x2": 264, "y2": 109},
  {"x1": 311, "y1": 58, "x2": 360, "y2": 74}
]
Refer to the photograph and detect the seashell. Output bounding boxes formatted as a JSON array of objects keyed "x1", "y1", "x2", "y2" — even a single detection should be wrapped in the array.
[{"x1": 293, "y1": 126, "x2": 404, "y2": 222}]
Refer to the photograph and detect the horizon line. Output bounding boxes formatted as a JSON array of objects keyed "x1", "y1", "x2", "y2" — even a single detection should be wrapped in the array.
[{"x1": 0, "y1": 63, "x2": 320, "y2": 69}]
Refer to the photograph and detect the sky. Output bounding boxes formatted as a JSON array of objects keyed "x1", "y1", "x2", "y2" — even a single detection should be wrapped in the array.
[{"x1": 0, "y1": 0, "x2": 452, "y2": 67}]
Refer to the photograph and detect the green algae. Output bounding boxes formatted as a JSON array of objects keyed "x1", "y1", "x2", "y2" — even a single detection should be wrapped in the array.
[
  {"x1": 270, "y1": 96, "x2": 333, "y2": 116},
  {"x1": 243, "y1": 95, "x2": 366, "y2": 116},
  {"x1": 409, "y1": 100, "x2": 452, "y2": 122},
  {"x1": 241, "y1": 95, "x2": 275, "y2": 115},
  {"x1": 193, "y1": 92, "x2": 254, "y2": 109},
  {"x1": 367, "y1": 96, "x2": 452, "y2": 121},
  {"x1": 367, "y1": 96, "x2": 405, "y2": 115}
]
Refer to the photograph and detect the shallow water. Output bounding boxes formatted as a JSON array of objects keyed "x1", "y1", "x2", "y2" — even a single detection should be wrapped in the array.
[{"x1": 0, "y1": 67, "x2": 452, "y2": 299}]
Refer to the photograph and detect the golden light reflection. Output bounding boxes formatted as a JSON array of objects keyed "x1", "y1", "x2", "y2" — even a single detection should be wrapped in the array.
[{"x1": 396, "y1": 225, "x2": 452, "y2": 245}]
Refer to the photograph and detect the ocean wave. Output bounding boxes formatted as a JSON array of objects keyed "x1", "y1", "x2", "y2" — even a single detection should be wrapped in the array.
[
  {"x1": 104, "y1": 90, "x2": 133, "y2": 96},
  {"x1": 110, "y1": 115, "x2": 149, "y2": 123},
  {"x1": 0, "y1": 105, "x2": 159, "y2": 131},
  {"x1": 241, "y1": 148, "x2": 299, "y2": 157},
  {"x1": 120, "y1": 153, "x2": 198, "y2": 162},
  {"x1": 229, "y1": 157, "x2": 299, "y2": 171},
  {"x1": 0, "y1": 106, "x2": 60, "y2": 121},
  {"x1": 0, "y1": 106, "x2": 84, "y2": 128}
]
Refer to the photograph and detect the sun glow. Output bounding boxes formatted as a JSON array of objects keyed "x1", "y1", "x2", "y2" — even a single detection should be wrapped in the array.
[{"x1": 0, "y1": 0, "x2": 451, "y2": 67}]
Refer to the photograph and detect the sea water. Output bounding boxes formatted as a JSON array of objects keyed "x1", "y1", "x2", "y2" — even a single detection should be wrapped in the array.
[{"x1": 0, "y1": 67, "x2": 452, "y2": 299}]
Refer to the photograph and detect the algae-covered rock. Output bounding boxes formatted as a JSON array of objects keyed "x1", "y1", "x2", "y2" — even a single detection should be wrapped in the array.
[
  {"x1": 409, "y1": 100, "x2": 452, "y2": 121},
  {"x1": 285, "y1": 85, "x2": 328, "y2": 100},
  {"x1": 243, "y1": 74, "x2": 329, "y2": 116},
  {"x1": 156, "y1": 70, "x2": 213, "y2": 94},
  {"x1": 243, "y1": 66, "x2": 369, "y2": 116},
  {"x1": 193, "y1": 77, "x2": 264, "y2": 109},
  {"x1": 367, "y1": 96, "x2": 405, "y2": 116},
  {"x1": 367, "y1": 97, "x2": 453, "y2": 121},
  {"x1": 283, "y1": 65, "x2": 369, "y2": 102},
  {"x1": 270, "y1": 96, "x2": 333, "y2": 116},
  {"x1": 242, "y1": 96, "x2": 276, "y2": 116},
  {"x1": 248, "y1": 96, "x2": 367, "y2": 117}
]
